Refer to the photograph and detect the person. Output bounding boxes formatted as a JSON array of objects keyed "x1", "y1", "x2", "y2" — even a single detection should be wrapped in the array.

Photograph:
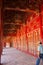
[{"x1": 36, "y1": 42, "x2": 43, "y2": 65}]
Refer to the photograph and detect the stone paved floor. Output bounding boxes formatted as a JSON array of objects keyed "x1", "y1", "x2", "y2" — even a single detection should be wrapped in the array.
[{"x1": 1, "y1": 48, "x2": 43, "y2": 65}]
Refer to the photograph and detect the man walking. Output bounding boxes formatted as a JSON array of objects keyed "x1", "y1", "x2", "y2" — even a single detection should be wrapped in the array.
[{"x1": 36, "y1": 42, "x2": 43, "y2": 65}]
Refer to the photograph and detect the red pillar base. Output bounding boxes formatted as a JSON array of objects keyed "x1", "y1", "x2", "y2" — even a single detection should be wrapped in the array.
[{"x1": 0, "y1": 63, "x2": 3, "y2": 65}]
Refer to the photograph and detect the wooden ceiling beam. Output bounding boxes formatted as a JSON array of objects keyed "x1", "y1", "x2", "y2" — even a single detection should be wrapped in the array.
[{"x1": 4, "y1": 7, "x2": 37, "y2": 14}]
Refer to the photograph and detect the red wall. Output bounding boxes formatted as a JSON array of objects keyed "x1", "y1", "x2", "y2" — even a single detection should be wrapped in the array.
[{"x1": 13, "y1": 13, "x2": 41, "y2": 56}]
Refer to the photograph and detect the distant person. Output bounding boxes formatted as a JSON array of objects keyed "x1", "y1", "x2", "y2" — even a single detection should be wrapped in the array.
[{"x1": 36, "y1": 42, "x2": 43, "y2": 65}]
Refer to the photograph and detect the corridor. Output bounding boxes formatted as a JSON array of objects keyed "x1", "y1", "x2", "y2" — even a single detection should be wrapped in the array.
[
  {"x1": 1, "y1": 48, "x2": 36, "y2": 65},
  {"x1": 0, "y1": 0, "x2": 43, "y2": 65}
]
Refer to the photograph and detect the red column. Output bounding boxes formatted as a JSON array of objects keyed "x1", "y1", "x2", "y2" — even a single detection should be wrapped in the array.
[
  {"x1": 0, "y1": 0, "x2": 3, "y2": 64},
  {"x1": 0, "y1": 8, "x2": 2, "y2": 64},
  {"x1": 39, "y1": 5, "x2": 43, "y2": 43},
  {"x1": 41, "y1": 5, "x2": 43, "y2": 42}
]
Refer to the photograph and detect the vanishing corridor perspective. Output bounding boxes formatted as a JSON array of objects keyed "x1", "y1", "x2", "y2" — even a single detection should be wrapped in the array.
[{"x1": 0, "y1": 0, "x2": 43, "y2": 65}]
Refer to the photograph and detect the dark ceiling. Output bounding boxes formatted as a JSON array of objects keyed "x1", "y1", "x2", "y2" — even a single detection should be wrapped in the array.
[
  {"x1": 3, "y1": 0, "x2": 43, "y2": 36},
  {"x1": 3, "y1": 0, "x2": 43, "y2": 10}
]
